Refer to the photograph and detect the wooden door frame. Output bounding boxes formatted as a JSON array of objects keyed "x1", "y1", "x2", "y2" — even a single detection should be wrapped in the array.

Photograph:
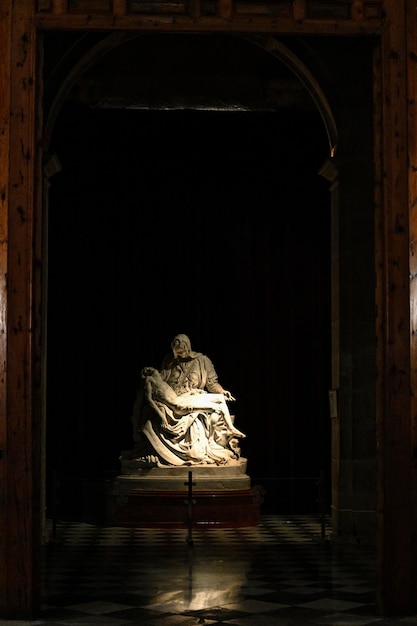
[{"x1": 1, "y1": 0, "x2": 417, "y2": 618}]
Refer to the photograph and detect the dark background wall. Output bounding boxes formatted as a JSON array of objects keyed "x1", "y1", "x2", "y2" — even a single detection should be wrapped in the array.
[
  {"x1": 46, "y1": 104, "x2": 331, "y2": 515},
  {"x1": 44, "y1": 33, "x2": 361, "y2": 517}
]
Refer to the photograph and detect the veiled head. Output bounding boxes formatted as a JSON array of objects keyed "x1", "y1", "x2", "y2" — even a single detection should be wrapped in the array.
[{"x1": 171, "y1": 333, "x2": 191, "y2": 358}]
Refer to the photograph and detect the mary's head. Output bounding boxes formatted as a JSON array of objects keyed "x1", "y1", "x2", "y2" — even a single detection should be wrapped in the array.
[{"x1": 171, "y1": 333, "x2": 191, "y2": 359}]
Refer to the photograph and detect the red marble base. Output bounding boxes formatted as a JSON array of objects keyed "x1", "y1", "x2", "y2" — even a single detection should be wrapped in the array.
[{"x1": 106, "y1": 486, "x2": 262, "y2": 528}]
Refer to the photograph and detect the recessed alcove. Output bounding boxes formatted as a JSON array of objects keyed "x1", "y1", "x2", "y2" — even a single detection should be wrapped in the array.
[{"x1": 44, "y1": 33, "x2": 343, "y2": 525}]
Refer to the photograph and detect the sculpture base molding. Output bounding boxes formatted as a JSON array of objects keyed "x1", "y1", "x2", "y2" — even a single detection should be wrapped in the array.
[
  {"x1": 118, "y1": 457, "x2": 250, "y2": 490},
  {"x1": 106, "y1": 486, "x2": 262, "y2": 528},
  {"x1": 106, "y1": 460, "x2": 262, "y2": 528}
]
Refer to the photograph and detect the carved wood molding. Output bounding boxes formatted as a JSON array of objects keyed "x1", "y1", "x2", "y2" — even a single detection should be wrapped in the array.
[{"x1": 35, "y1": 0, "x2": 383, "y2": 34}]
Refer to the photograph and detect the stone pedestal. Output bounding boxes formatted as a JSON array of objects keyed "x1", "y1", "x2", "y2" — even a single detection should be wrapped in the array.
[{"x1": 106, "y1": 458, "x2": 262, "y2": 528}]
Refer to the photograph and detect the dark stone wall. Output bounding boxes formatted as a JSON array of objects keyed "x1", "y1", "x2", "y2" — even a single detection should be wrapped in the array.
[{"x1": 45, "y1": 34, "x2": 375, "y2": 522}]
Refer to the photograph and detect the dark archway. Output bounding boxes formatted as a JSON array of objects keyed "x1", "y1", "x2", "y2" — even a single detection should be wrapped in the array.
[{"x1": 44, "y1": 33, "x2": 332, "y2": 520}]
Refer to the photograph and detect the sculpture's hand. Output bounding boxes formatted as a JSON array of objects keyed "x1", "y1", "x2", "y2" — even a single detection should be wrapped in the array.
[{"x1": 223, "y1": 390, "x2": 236, "y2": 401}]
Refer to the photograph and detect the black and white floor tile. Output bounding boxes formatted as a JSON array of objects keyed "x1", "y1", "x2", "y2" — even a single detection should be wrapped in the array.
[{"x1": 2, "y1": 515, "x2": 417, "y2": 625}]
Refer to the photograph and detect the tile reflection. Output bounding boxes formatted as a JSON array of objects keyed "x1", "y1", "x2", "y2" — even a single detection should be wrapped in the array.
[
  {"x1": 142, "y1": 546, "x2": 250, "y2": 611},
  {"x1": 31, "y1": 516, "x2": 417, "y2": 625}
]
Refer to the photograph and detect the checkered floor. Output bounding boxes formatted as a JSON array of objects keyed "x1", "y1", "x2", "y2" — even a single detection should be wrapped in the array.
[{"x1": 2, "y1": 515, "x2": 417, "y2": 625}]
